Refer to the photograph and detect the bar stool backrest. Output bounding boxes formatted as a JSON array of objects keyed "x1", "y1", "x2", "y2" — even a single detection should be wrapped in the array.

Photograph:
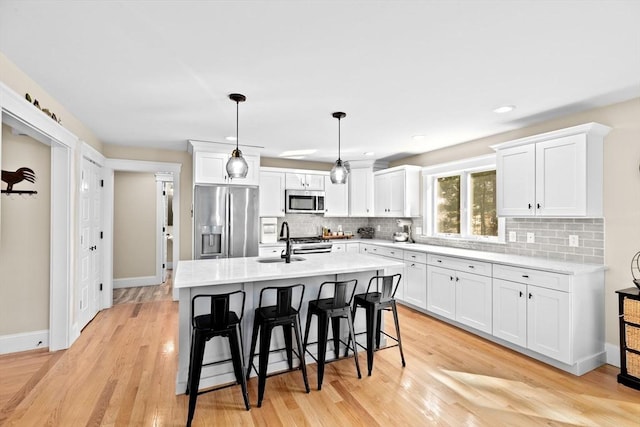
[
  {"x1": 191, "y1": 290, "x2": 246, "y2": 329},
  {"x1": 316, "y1": 279, "x2": 358, "y2": 307},
  {"x1": 258, "y1": 284, "x2": 305, "y2": 315},
  {"x1": 367, "y1": 274, "x2": 402, "y2": 303}
]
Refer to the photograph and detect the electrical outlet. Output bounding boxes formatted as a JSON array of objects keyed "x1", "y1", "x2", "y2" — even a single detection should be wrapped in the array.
[
  {"x1": 376, "y1": 225, "x2": 381, "y2": 232},
  {"x1": 569, "y1": 235, "x2": 579, "y2": 247},
  {"x1": 508, "y1": 231, "x2": 517, "y2": 242},
  {"x1": 526, "y1": 232, "x2": 535, "y2": 243}
]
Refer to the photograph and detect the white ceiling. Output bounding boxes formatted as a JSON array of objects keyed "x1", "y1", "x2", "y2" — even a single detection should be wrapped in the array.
[{"x1": 1, "y1": 1, "x2": 639, "y2": 163}]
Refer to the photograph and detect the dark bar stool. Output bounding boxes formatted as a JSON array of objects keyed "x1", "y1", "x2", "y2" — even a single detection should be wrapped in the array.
[
  {"x1": 347, "y1": 274, "x2": 405, "y2": 376},
  {"x1": 246, "y1": 284, "x2": 310, "y2": 407},
  {"x1": 185, "y1": 290, "x2": 250, "y2": 427},
  {"x1": 303, "y1": 279, "x2": 361, "y2": 390}
]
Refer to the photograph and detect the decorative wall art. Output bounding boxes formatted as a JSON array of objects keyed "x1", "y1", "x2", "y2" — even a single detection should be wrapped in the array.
[
  {"x1": 1, "y1": 167, "x2": 37, "y2": 195},
  {"x1": 25, "y1": 93, "x2": 61, "y2": 123}
]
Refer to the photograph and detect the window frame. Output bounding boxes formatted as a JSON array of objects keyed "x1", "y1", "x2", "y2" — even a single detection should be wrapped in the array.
[{"x1": 422, "y1": 154, "x2": 504, "y2": 243}]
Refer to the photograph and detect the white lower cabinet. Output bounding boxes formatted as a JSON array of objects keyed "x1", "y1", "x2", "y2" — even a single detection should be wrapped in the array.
[
  {"x1": 403, "y1": 250, "x2": 427, "y2": 309},
  {"x1": 426, "y1": 255, "x2": 493, "y2": 334},
  {"x1": 360, "y1": 244, "x2": 405, "y2": 300},
  {"x1": 332, "y1": 243, "x2": 345, "y2": 253},
  {"x1": 493, "y1": 264, "x2": 573, "y2": 365},
  {"x1": 345, "y1": 242, "x2": 360, "y2": 253}
]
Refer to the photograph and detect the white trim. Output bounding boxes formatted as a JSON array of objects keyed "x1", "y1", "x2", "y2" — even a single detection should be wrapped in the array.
[
  {"x1": 156, "y1": 179, "x2": 164, "y2": 285},
  {"x1": 1, "y1": 82, "x2": 77, "y2": 353},
  {"x1": 113, "y1": 276, "x2": 161, "y2": 288},
  {"x1": 0, "y1": 330, "x2": 49, "y2": 355},
  {"x1": 489, "y1": 122, "x2": 611, "y2": 151},
  {"x1": 102, "y1": 159, "x2": 181, "y2": 304},
  {"x1": 605, "y1": 342, "x2": 621, "y2": 368}
]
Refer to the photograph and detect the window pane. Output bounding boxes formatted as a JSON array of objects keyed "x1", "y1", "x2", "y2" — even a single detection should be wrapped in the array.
[
  {"x1": 470, "y1": 170, "x2": 497, "y2": 237},
  {"x1": 436, "y1": 175, "x2": 460, "y2": 234}
]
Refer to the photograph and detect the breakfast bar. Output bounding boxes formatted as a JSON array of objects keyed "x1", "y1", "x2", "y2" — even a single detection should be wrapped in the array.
[{"x1": 173, "y1": 252, "x2": 405, "y2": 394}]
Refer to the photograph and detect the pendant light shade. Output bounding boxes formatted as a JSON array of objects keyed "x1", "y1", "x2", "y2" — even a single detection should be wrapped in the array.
[
  {"x1": 330, "y1": 112, "x2": 349, "y2": 184},
  {"x1": 226, "y1": 93, "x2": 249, "y2": 179}
]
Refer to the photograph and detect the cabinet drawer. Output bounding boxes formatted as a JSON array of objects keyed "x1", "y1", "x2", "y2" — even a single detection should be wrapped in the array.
[
  {"x1": 374, "y1": 246, "x2": 403, "y2": 260},
  {"x1": 493, "y1": 264, "x2": 570, "y2": 292},
  {"x1": 623, "y1": 297, "x2": 640, "y2": 324},
  {"x1": 625, "y1": 324, "x2": 640, "y2": 352},
  {"x1": 426, "y1": 254, "x2": 491, "y2": 276},
  {"x1": 627, "y1": 351, "x2": 640, "y2": 379},
  {"x1": 404, "y1": 250, "x2": 427, "y2": 264}
]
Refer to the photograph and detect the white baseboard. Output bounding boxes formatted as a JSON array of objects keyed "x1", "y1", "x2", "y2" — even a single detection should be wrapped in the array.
[
  {"x1": 605, "y1": 343, "x2": 621, "y2": 368},
  {"x1": 0, "y1": 330, "x2": 49, "y2": 355},
  {"x1": 113, "y1": 275, "x2": 160, "y2": 289}
]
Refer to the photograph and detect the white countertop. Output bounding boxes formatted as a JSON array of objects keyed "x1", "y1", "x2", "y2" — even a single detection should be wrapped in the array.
[
  {"x1": 174, "y1": 252, "x2": 405, "y2": 289},
  {"x1": 357, "y1": 239, "x2": 605, "y2": 275}
]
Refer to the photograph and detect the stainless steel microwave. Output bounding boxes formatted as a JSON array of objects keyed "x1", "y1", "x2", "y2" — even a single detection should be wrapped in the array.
[{"x1": 285, "y1": 190, "x2": 325, "y2": 214}]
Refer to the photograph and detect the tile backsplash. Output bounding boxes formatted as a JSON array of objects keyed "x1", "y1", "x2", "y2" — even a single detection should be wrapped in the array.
[{"x1": 275, "y1": 215, "x2": 604, "y2": 264}]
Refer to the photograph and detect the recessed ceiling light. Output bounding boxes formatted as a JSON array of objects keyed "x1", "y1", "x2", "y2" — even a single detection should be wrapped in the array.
[
  {"x1": 364, "y1": 152, "x2": 374, "y2": 156},
  {"x1": 493, "y1": 105, "x2": 516, "y2": 114},
  {"x1": 278, "y1": 149, "x2": 317, "y2": 157},
  {"x1": 412, "y1": 135, "x2": 426, "y2": 141},
  {"x1": 225, "y1": 136, "x2": 237, "y2": 141}
]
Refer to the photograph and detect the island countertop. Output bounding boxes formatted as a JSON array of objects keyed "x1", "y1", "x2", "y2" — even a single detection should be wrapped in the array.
[{"x1": 174, "y1": 252, "x2": 405, "y2": 289}]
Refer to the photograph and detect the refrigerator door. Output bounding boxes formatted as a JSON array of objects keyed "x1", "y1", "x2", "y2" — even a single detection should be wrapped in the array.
[
  {"x1": 194, "y1": 185, "x2": 228, "y2": 259},
  {"x1": 228, "y1": 186, "x2": 259, "y2": 258}
]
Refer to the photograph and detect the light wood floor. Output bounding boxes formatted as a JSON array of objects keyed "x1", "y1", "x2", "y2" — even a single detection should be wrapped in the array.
[{"x1": 1, "y1": 280, "x2": 639, "y2": 426}]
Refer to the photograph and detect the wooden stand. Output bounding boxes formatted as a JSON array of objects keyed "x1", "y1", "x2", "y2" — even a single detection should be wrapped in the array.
[{"x1": 616, "y1": 287, "x2": 640, "y2": 390}]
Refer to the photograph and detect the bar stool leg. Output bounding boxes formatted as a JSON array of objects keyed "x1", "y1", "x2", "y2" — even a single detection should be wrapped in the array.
[
  {"x1": 229, "y1": 324, "x2": 251, "y2": 410},
  {"x1": 331, "y1": 317, "x2": 341, "y2": 359},
  {"x1": 185, "y1": 329, "x2": 196, "y2": 396},
  {"x1": 391, "y1": 302, "x2": 406, "y2": 367},
  {"x1": 246, "y1": 315, "x2": 260, "y2": 380},
  {"x1": 345, "y1": 304, "x2": 358, "y2": 358},
  {"x1": 282, "y1": 323, "x2": 294, "y2": 370},
  {"x1": 316, "y1": 313, "x2": 330, "y2": 390},
  {"x1": 303, "y1": 310, "x2": 313, "y2": 355},
  {"x1": 375, "y1": 309, "x2": 383, "y2": 350},
  {"x1": 365, "y1": 305, "x2": 376, "y2": 376},
  {"x1": 186, "y1": 331, "x2": 206, "y2": 427},
  {"x1": 346, "y1": 310, "x2": 362, "y2": 379},
  {"x1": 257, "y1": 323, "x2": 273, "y2": 407},
  {"x1": 293, "y1": 315, "x2": 310, "y2": 393}
]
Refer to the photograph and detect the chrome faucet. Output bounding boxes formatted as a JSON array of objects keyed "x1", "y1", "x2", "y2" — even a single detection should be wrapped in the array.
[{"x1": 280, "y1": 221, "x2": 292, "y2": 263}]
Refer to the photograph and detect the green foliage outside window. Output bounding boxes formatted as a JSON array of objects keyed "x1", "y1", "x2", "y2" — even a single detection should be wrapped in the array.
[
  {"x1": 436, "y1": 175, "x2": 460, "y2": 234},
  {"x1": 470, "y1": 170, "x2": 497, "y2": 237}
]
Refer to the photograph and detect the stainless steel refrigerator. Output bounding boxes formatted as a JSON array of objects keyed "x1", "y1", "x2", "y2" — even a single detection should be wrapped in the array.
[{"x1": 194, "y1": 185, "x2": 259, "y2": 259}]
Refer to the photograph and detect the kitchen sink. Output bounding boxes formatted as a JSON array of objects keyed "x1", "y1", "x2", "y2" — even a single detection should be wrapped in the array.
[{"x1": 256, "y1": 256, "x2": 306, "y2": 263}]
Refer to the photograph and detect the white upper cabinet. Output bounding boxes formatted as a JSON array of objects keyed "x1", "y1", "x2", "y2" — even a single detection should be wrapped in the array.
[
  {"x1": 493, "y1": 123, "x2": 610, "y2": 217},
  {"x1": 324, "y1": 175, "x2": 349, "y2": 217},
  {"x1": 259, "y1": 170, "x2": 285, "y2": 217},
  {"x1": 374, "y1": 165, "x2": 421, "y2": 217},
  {"x1": 285, "y1": 172, "x2": 325, "y2": 190},
  {"x1": 190, "y1": 141, "x2": 260, "y2": 186},
  {"x1": 348, "y1": 168, "x2": 374, "y2": 217}
]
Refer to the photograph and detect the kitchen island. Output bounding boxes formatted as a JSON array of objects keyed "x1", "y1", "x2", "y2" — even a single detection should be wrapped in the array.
[{"x1": 173, "y1": 252, "x2": 404, "y2": 394}]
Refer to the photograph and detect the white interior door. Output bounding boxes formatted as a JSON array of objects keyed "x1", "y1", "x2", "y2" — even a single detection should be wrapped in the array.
[{"x1": 78, "y1": 157, "x2": 102, "y2": 330}]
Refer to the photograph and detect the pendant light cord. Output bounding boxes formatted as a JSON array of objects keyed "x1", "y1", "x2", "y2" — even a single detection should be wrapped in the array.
[
  {"x1": 337, "y1": 116, "x2": 341, "y2": 161},
  {"x1": 235, "y1": 100, "x2": 239, "y2": 151}
]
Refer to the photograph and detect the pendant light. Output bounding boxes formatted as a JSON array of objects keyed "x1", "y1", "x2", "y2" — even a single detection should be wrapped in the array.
[
  {"x1": 330, "y1": 111, "x2": 349, "y2": 184},
  {"x1": 225, "y1": 93, "x2": 249, "y2": 179}
]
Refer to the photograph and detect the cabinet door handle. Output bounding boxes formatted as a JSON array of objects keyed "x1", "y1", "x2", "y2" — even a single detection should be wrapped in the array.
[
  {"x1": 456, "y1": 277, "x2": 459, "y2": 282},
  {"x1": 522, "y1": 274, "x2": 529, "y2": 278},
  {"x1": 411, "y1": 263, "x2": 415, "y2": 267},
  {"x1": 437, "y1": 259, "x2": 442, "y2": 263},
  {"x1": 450, "y1": 276, "x2": 454, "y2": 281},
  {"x1": 537, "y1": 203, "x2": 541, "y2": 209},
  {"x1": 519, "y1": 291, "x2": 523, "y2": 297},
  {"x1": 528, "y1": 293, "x2": 533, "y2": 299},
  {"x1": 528, "y1": 203, "x2": 532, "y2": 209},
  {"x1": 468, "y1": 265, "x2": 474, "y2": 269}
]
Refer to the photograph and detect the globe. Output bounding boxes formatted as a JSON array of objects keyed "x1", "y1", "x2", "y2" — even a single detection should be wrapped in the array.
[{"x1": 632, "y1": 251, "x2": 640, "y2": 290}]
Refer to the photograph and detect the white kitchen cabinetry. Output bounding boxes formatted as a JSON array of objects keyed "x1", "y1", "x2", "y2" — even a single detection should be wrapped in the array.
[
  {"x1": 360, "y1": 244, "x2": 405, "y2": 300},
  {"x1": 259, "y1": 170, "x2": 285, "y2": 217},
  {"x1": 493, "y1": 264, "x2": 572, "y2": 364},
  {"x1": 332, "y1": 242, "x2": 359, "y2": 253},
  {"x1": 426, "y1": 254, "x2": 492, "y2": 333},
  {"x1": 493, "y1": 123, "x2": 610, "y2": 217},
  {"x1": 324, "y1": 176, "x2": 349, "y2": 217},
  {"x1": 403, "y1": 250, "x2": 427, "y2": 309},
  {"x1": 285, "y1": 172, "x2": 325, "y2": 190},
  {"x1": 346, "y1": 242, "x2": 360, "y2": 253},
  {"x1": 346, "y1": 160, "x2": 387, "y2": 217},
  {"x1": 332, "y1": 243, "x2": 345, "y2": 253},
  {"x1": 374, "y1": 166, "x2": 421, "y2": 217},
  {"x1": 258, "y1": 245, "x2": 284, "y2": 257},
  {"x1": 190, "y1": 141, "x2": 261, "y2": 186}
]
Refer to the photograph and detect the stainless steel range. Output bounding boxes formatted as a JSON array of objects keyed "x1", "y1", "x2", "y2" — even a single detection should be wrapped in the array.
[{"x1": 289, "y1": 237, "x2": 333, "y2": 254}]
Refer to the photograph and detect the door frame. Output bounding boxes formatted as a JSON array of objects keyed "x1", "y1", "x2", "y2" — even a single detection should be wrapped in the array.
[
  {"x1": 1, "y1": 82, "x2": 76, "y2": 351},
  {"x1": 102, "y1": 159, "x2": 181, "y2": 308}
]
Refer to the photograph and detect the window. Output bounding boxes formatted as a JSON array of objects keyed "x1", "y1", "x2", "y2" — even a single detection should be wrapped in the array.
[{"x1": 423, "y1": 155, "x2": 503, "y2": 242}]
